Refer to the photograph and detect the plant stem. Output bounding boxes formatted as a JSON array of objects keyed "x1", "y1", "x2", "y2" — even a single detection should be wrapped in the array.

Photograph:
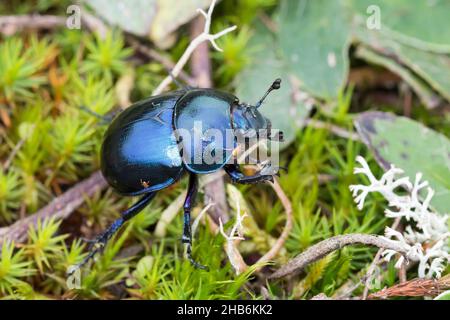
[{"x1": 270, "y1": 233, "x2": 409, "y2": 279}]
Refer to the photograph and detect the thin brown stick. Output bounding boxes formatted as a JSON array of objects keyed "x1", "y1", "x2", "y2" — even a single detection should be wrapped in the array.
[
  {"x1": 270, "y1": 234, "x2": 408, "y2": 279},
  {"x1": 402, "y1": 85, "x2": 413, "y2": 118},
  {"x1": 361, "y1": 249, "x2": 383, "y2": 298},
  {"x1": 362, "y1": 217, "x2": 401, "y2": 299},
  {"x1": 2, "y1": 124, "x2": 35, "y2": 171},
  {"x1": 305, "y1": 119, "x2": 361, "y2": 142},
  {"x1": 127, "y1": 36, "x2": 196, "y2": 87},
  {"x1": 3, "y1": 138, "x2": 26, "y2": 170},
  {"x1": 258, "y1": 12, "x2": 278, "y2": 33},
  {"x1": 0, "y1": 12, "x2": 108, "y2": 37},
  {"x1": 0, "y1": 15, "x2": 65, "y2": 35},
  {"x1": 79, "y1": 10, "x2": 108, "y2": 38},
  {"x1": 398, "y1": 263, "x2": 407, "y2": 283},
  {"x1": 189, "y1": 16, "x2": 212, "y2": 88},
  {"x1": 0, "y1": 171, "x2": 107, "y2": 246},
  {"x1": 333, "y1": 278, "x2": 365, "y2": 299},
  {"x1": 255, "y1": 178, "x2": 293, "y2": 269}
]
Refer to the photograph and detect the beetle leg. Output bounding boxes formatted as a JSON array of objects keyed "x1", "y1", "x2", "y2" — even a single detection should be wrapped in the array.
[
  {"x1": 182, "y1": 173, "x2": 208, "y2": 270},
  {"x1": 69, "y1": 192, "x2": 156, "y2": 274},
  {"x1": 224, "y1": 164, "x2": 275, "y2": 184}
]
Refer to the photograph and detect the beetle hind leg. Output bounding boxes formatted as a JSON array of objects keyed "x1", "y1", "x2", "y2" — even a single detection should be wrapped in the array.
[
  {"x1": 69, "y1": 192, "x2": 156, "y2": 274},
  {"x1": 182, "y1": 173, "x2": 209, "y2": 271}
]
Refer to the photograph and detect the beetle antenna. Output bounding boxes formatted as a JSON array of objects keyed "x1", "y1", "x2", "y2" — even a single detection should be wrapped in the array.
[{"x1": 255, "y1": 78, "x2": 281, "y2": 108}]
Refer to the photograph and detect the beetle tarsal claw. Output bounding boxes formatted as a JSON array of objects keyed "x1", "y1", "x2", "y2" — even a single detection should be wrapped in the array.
[
  {"x1": 93, "y1": 242, "x2": 105, "y2": 250},
  {"x1": 69, "y1": 234, "x2": 110, "y2": 274},
  {"x1": 184, "y1": 243, "x2": 209, "y2": 271}
]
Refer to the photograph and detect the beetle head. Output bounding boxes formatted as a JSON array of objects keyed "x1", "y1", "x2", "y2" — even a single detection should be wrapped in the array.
[{"x1": 231, "y1": 78, "x2": 282, "y2": 141}]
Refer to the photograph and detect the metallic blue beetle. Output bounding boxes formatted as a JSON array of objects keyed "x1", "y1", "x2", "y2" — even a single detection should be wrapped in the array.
[{"x1": 80, "y1": 79, "x2": 282, "y2": 270}]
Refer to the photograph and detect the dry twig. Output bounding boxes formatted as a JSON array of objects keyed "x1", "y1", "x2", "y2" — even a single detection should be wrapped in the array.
[
  {"x1": 0, "y1": 171, "x2": 107, "y2": 246},
  {"x1": 305, "y1": 119, "x2": 361, "y2": 142},
  {"x1": 362, "y1": 217, "x2": 402, "y2": 299},
  {"x1": 270, "y1": 234, "x2": 409, "y2": 279},
  {"x1": 127, "y1": 36, "x2": 195, "y2": 87},
  {"x1": 255, "y1": 178, "x2": 293, "y2": 269},
  {"x1": 2, "y1": 124, "x2": 36, "y2": 170},
  {"x1": 0, "y1": 15, "x2": 65, "y2": 35},
  {"x1": 0, "y1": 11, "x2": 108, "y2": 37}
]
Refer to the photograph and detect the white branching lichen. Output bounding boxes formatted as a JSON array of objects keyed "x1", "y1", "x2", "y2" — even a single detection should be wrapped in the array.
[
  {"x1": 350, "y1": 156, "x2": 449, "y2": 278},
  {"x1": 219, "y1": 199, "x2": 248, "y2": 274}
]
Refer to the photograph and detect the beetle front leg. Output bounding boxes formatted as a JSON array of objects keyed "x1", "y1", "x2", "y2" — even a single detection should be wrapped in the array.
[
  {"x1": 182, "y1": 173, "x2": 208, "y2": 270},
  {"x1": 224, "y1": 164, "x2": 274, "y2": 184}
]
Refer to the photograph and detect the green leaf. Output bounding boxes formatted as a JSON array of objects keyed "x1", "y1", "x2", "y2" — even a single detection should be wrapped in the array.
[
  {"x1": 86, "y1": 0, "x2": 211, "y2": 45},
  {"x1": 278, "y1": 0, "x2": 352, "y2": 100},
  {"x1": 235, "y1": 23, "x2": 309, "y2": 147},
  {"x1": 350, "y1": 0, "x2": 450, "y2": 53},
  {"x1": 355, "y1": 111, "x2": 450, "y2": 214},
  {"x1": 390, "y1": 44, "x2": 450, "y2": 104},
  {"x1": 354, "y1": 27, "x2": 450, "y2": 106},
  {"x1": 150, "y1": 0, "x2": 211, "y2": 44},
  {"x1": 355, "y1": 45, "x2": 441, "y2": 109},
  {"x1": 86, "y1": 0, "x2": 157, "y2": 36}
]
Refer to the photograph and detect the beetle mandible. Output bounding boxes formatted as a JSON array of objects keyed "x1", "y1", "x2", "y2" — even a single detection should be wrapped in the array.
[{"x1": 77, "y1": 78, "x2": 283, "y2": 270}]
